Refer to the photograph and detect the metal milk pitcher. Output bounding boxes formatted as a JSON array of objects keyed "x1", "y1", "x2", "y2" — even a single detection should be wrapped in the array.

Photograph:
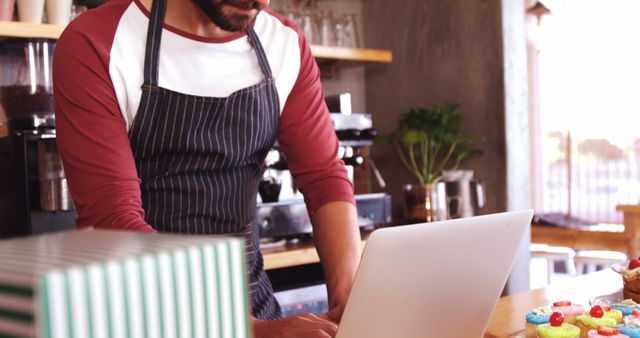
[{"x1": 442, "y1": 170, "x2": 486, "y2": 219}]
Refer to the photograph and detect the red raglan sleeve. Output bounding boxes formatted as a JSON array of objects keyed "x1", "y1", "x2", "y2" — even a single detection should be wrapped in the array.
[
  {"x1": 276, "y1": 30, "x2": 356, "y2": 216},
  {"x1": 53, "y1": 15, "x2": 154, "y2": 232}
]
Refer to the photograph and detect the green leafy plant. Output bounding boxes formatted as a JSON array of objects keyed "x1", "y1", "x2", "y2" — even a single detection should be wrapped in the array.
[{"x1": 380, "y1": 104, "x2": 479, "y2": 185}]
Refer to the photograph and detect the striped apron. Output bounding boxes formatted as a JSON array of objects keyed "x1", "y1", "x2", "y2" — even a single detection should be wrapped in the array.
[{"x1": 128, "y1": 0, "x2": 281, "y2": 320}]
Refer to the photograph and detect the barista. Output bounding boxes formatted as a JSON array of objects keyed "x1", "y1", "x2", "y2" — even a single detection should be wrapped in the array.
[{"x1": 53, "y1": 0, "x2": 361, "y2": 336}]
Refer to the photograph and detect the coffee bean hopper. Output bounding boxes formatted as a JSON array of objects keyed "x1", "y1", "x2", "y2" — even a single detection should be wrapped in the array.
[
  {"x1": 0, "y1": 39, "x2": 56, "y2": 132},
  {"x1": 0, "y1": 39, "x2": 76, "y2": 238}
]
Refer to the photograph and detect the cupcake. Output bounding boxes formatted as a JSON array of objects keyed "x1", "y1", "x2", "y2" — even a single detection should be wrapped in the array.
[
  {"x1": 613, "y1": 300, "x2": 640, "y2": 316},
  {"x1": 618, "y1": 313, "x2": 640, "y2": 338},
  {"x1": 553, "y1": 301, "x2": 587, "y2": 324},
  {"x1": 587, "y1": 327, "x2": 630, "y2": 338},
  {"x1": 527, "y1": 307, "x2": 553, "y2": 337},
  {"x1": 537, "y1": 312, "x2": 580, "y2": 338},
  {"x1": 577, "y1": 306, "x2": 618, "y2": 338},
  {"x1": 621, "y1": 258, "x2": 640, "y2": 303},
  {"x1": 603, "y1": 306, "x2": 625, "y2": 324}
]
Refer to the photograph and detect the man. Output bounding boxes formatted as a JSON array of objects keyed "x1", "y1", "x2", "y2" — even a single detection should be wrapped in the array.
[{"x1": 53, "y1": 0, "x2": 361, "y2": 336}]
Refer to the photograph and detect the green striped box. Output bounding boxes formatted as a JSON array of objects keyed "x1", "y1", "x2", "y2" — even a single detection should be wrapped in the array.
[{"x1": 0, "y1": 230, "x2": 250, "y2": 338}]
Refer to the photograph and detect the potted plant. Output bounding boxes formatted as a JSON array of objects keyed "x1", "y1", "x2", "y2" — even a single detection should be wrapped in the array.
[{"x1": 381, "y1": 104, "x2": 478, "y2": 223}]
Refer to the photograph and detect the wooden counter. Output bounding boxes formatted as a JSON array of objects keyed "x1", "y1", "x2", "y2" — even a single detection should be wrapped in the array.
[
  {"x1": 484, "y1": 269, "x2": 622, "y2": 337},
  {"x1": 532, "y1": 204, "x2": 640, "y2": 257},
  {"x1": 261, "y1": 237, "x2": 367, "y2": 270}
]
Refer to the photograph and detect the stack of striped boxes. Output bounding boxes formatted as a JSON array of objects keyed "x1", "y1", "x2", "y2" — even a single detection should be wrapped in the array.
[{"x1": 0, "y1": 229, "x2": 250, "y2": 338}]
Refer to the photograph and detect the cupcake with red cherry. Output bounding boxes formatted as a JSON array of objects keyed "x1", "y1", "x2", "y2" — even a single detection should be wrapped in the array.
[
  {"x1": 537, "y1": 312, "x2": 580, "y2": 338},
  {"x1": 526, "y1": 307, "x2": 552, "y2": 337},
  {"x1": 621, "y1": 258, "x2": 640, "y2": 304},
  {"x1": 587, "y1": 327, "x2": 630, "y2": 338},
  {"x1": 618, "y1": 310, "x2": 640, "y2": 338},
  {"x1": 576, "y1": 306, "x2": 618, "y2": 338},
  {"x1": 553, "y1": 301, "x2": 586, "y2": 324}
]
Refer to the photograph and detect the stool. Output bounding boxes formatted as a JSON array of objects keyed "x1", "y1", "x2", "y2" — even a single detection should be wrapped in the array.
[
  {"x1": 574, "y1": 250, "x2": 627, "y2": 275},
  {"x1": 530, "y1": 244, "x2": 577, "y2": 285}
]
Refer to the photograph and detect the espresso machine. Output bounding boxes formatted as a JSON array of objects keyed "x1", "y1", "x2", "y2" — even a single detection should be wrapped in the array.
[
  {"x1": 253, "y1": 97, "x2": 392, "y2": 241},
  {"x1": 0, "y1": 39, "x2": 76, "y2": 238}
]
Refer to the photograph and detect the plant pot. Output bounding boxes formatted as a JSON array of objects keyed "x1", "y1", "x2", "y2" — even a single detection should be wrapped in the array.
[{"x1": 403, "y1": 183, "x2": 448, "y2": 223}]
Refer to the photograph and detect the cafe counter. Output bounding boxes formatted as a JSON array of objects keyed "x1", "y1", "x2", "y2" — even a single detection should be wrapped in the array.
[{"x1": 484, "y1": 269, "x2": 622, "y2": 337}]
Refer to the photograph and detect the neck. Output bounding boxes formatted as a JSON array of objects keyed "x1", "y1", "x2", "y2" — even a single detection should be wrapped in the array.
[{"x1": 139, "y1": 0, "x2": 239, "y2": 39}]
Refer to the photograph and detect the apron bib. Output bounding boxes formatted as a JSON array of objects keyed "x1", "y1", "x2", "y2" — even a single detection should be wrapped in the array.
[{"x1": 128, "y1": 0, "x2": 281, "y2": 320}]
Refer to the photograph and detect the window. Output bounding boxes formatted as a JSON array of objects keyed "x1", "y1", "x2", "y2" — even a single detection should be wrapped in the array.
[{"x1": 529, "y1": 0, "x2": 640, "y2": 223}]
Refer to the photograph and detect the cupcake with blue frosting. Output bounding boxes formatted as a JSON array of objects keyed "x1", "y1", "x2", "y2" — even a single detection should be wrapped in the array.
[
  {"x1": 527, "y1": 307, "x2": 552, "y2": 337},
  {"x1": 613, "y1": 300, "x2": 640, "y2": 317},
  {"x1": 618, "y1": 313, "x2": 640, "y2": 338}
]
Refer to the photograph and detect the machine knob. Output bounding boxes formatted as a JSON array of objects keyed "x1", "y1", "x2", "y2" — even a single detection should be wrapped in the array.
[{"x1": 260, "y1": 217, "x2": 273, "y2": 230}]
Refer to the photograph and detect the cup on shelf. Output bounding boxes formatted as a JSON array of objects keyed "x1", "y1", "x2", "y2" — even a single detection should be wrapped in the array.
[
  {"x1": 0, "y1": 0, "x2": 16, "y2": 21},
  {"x1": 16, "y1": 0, "x2": 44, "y2": 23},
  {"x1": 45, "y1": 0, "x2": 72, "y2": 25}
]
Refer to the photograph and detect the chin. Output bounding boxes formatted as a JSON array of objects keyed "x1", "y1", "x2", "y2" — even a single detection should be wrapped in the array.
[{"x1": 219, "y1": 11, "x2": 258, "y2": 31}]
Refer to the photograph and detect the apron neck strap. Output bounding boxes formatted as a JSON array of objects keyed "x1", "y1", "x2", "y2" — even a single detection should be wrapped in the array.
[
  {"x1": 142, "y1": 0, "x2": 168, "y2": 87},
  {"x1": 246, "y1": 28, "x2": 274, "y2": 80},
  {"x1": 142, "y1": 0, "x2": 274, "y2": 87}
]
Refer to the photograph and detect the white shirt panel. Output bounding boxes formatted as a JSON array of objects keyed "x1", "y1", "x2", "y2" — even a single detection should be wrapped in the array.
[{"x1": 109, "y1": 3, "x2": 301, "y2": 130}]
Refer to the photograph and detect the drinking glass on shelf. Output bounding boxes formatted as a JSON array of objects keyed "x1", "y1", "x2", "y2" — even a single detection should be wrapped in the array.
[
  {"x1": 344, "y1": 14, "x2": 360, "y2": 48},
  {"x1": 300, "y1": 9, "x2": 318, "y2": 44},
  {"x1": 16, "y1": 0, "x2": 44, "y2": 23},
  {"x1": 282, "y1": 4, "x2": 302, "y2": 28},
  {"x1": 318, "y1": 11, "x2": 335, "y2": 46},
  {"x1": 0, "y1": 0, "x2": 16, "y2": 21},
  {"x1": 334, "y1": 16, "x2": 347, "y2": 47},
  {"x1": 334, "y1": 14, "x2": 360, "y2": 48},
  {"x1": 45, "y1": 0, "x2": 72, "y2": 25}
]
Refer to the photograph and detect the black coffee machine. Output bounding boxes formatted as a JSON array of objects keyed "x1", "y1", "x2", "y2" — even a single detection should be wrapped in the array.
[{"x1": 0, "y1": 39, "x2": 76, "y2": 238}]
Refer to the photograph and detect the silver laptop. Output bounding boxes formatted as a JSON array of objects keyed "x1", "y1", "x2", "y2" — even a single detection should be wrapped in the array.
[{"x1": 336, "y1": 210, "x2": 533, "y2": 338}]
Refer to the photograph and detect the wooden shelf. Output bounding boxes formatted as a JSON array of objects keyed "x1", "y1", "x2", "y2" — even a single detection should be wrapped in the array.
[
  {"x1": 0, "y1": 22, "x2": 393, "y2": 65},
  {"x1": 0, "y1": 21, "x2": 64, "y2": 39},
  {"x1": 310, "y1": 45, "x2": 393, "y2": 63}
]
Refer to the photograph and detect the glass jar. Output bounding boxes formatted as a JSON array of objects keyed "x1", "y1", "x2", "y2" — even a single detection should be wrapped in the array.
[{"x1": 0, "y1": 39, "x2": 56, "y2": 131}]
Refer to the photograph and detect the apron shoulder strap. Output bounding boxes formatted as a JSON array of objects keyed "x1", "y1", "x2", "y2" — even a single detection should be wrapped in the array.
[
  {"x1": 142, "y1": 0, "x2": 167, "y2": 87},
  {"x1": 246, "y1": 28, "x2": 274, "y2": 80}
]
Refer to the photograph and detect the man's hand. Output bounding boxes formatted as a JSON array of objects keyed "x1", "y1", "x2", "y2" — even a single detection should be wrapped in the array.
[
  {"x1": 252, "y1": 314, "x2": 338, "y2": 338},
  {"x1": 320, "y1": 303, "x2": 346, "y2": 324}
]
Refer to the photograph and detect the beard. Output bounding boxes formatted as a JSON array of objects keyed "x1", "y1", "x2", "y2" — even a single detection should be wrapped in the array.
[{"x1": 192, "y1": 0, "x2": 265, "y2": 32}]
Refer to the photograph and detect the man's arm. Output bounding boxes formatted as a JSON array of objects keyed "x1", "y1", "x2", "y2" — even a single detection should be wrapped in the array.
[
  {"x1": 276, "y1": 16, "x2": 360, "y2": 320},
  {"x1": 53, "y1": 13, "x2": 154, "y2": 232},
  {"x1": 312, "y1": 201, "x2": 361, "y2": 321}
]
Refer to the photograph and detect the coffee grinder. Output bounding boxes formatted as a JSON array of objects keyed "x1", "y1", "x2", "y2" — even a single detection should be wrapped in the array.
[{"x1": 0, "y1": 39, "x2": 76, "y2": 238}]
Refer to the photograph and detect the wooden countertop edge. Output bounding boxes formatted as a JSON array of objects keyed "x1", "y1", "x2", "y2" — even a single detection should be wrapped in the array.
[
  {"x1": 262, "y1": 237, "x2": 368, "y2": 270},
  {"x1": 531, "y1": 225, "x2": 627, "y2": 237},
  {"x1": 617, "y1": 204, "x2": 640, "y2": 213}
]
